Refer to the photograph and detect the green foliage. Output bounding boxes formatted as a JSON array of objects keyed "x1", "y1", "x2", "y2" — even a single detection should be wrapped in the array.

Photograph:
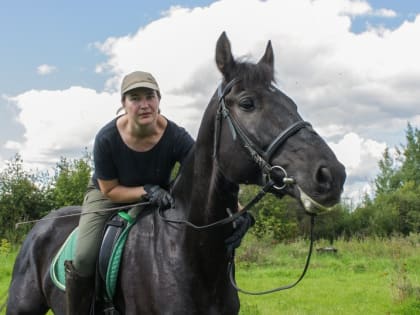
[
  {"x1": 0, "y1": 154, "x2": 52, "y2": 241},
  {"x1": 311, "y1": 204, "x2": 351, "y2": 241},
  {"x1": 399, "y1": 124, "x2": 420, "y2": 186},
  {"x1": 354, "y1": 123, "x2": 420, "y2": 238},
  {"x1": 0, "y1": 152, "x2": 92, "y2": 243},
  {"x1": 239, "y1": 185, "x2": 353, "y2": 243},
  {"x1": 0, "y1": 239, "x2": 11, "y2": 257},
  {"x1": 49, "y1": 152, "x2": 92, "y2": 208},
  {"x1": 375, "y1": 147, "x2": 400, "y2": 194},
  {"x1": 239, "y1": 185, "x2": 300, "y2": 242}
]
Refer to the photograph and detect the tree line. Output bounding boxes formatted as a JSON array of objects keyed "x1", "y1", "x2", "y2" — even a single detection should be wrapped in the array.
[
  {"x1": 0, "y1": 152, "x2": 92, "y2": 242},
  {"x1": 0, "y1": 124, "x2": 419, "y2": 243}
]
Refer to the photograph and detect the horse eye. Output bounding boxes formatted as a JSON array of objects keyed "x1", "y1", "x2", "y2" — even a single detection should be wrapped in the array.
[{"x1": 239, "y1": 98, "x2": 255, "y2": 111}]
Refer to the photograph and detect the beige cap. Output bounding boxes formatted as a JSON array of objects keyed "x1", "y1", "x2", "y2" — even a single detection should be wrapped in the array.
[{"x1": 120, "y1": 71, "x2": 160, "y2": 96}]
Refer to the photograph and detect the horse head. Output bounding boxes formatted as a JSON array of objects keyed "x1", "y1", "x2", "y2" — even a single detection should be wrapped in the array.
[{"x1": 212, "y1": 32, "x2": 346, "y2": 213}]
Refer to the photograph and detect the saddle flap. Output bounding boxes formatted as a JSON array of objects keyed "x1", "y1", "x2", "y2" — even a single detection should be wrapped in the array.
[
  {"x1": 98, "y1": 211, "x2": 136, "y2": 301},
  {"x1": 98, "y1": 215, "x2": 127, "y2": 281}
]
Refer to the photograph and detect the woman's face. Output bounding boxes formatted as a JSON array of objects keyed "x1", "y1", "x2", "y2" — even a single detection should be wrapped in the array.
[{"x1": 123, "y1": 88, "x2": 160, "y2": 126}]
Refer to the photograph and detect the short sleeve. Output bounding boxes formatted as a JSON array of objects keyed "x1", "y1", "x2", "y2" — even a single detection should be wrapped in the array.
[
  {"x1": 93, "y1": 134, "x2": 118, "y2": 181},
  {"x1": 172, "y1": 125, "x2": 194, "y2": 165}
]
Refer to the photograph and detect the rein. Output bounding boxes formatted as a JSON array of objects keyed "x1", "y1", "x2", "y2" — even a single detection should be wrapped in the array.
[
  {"x1": 228, "y1": 215, "x2": 315, "y2": 295},
  {"x1": 14, "y1": 201, "x2": 151, "y2": 229},
  {"x1": 158, "y1": 179, "x2": 275, "y2": 230}
]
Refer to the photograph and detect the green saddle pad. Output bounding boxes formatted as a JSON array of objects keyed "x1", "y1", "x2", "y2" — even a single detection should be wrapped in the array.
[
  {"x1": 50, "y1": 227, "x2": 79, "y2": 291},
  {"x1": 50, "y1": 211, "x2": 136, "y2": 300}
]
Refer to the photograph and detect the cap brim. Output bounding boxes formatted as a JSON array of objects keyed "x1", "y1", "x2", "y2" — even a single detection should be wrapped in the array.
[{"x1": 121, "y1": 82, "x2": 159, "y2": 95}]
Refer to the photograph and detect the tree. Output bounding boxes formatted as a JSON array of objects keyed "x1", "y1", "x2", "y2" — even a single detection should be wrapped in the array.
[
  {"x1": 399, "y1": 123, "x2": 420, "y2": 186},
  {"x1": 0, "y1": 154, "x2": 51, "y2": 241},
  {"x1": 239, "y1": 185, "x2": 300, "y2": 242},
  {"x1": 367, "y1": 123, "x2": 420, "y2": 236},
  {"x1": 375, "y1": 147, "x2": 400, "y2": 194},
  {"x1": 49, "y1": 152, "x2": 93, "y2": 208}
]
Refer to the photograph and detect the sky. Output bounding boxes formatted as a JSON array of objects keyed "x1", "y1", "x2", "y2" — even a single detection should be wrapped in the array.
[{"x1": 1, "y1": 0, "x2": 419, "y2": 206}]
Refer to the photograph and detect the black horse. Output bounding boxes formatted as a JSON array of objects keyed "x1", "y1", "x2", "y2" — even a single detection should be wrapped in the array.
[{"x1": 6, "y1": 32, "x2": 346, "y2": 315}]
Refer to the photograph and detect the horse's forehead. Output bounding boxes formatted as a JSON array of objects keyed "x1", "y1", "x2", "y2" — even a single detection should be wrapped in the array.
[{"x1": 238, "y1": 83, "x2": 295, "y2": 108}]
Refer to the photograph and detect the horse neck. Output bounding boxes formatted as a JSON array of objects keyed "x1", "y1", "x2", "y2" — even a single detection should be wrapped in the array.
[{"x1": 172, "y1": 100, "x2": 239, "y2": 225}]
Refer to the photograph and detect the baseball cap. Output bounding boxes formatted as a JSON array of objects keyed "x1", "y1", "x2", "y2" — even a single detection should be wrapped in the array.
[{"x1": 120, "y1": 71, "x2": 160, "y2": 96}]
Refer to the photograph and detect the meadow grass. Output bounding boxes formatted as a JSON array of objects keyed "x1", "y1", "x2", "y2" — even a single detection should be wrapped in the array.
[
  {"x1": 236, "y1": 235, "x2": 420, "y2": 315},
  {"x1": 1, "y1": 235, "x2": 419, "y2": 315},
  {"x1": 0, "y1": 240, "x2": 14, "y2": 315}
]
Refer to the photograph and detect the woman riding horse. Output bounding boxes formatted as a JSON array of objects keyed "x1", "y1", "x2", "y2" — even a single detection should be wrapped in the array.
[
  {"x1": 6, "y1": 32, "x2": 346, "y2": 315},
  {"x1": 65, "y1": 70, "x2": 194, "y2": 314}
]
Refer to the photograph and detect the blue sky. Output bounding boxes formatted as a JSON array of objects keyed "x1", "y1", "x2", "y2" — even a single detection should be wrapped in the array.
[
  {"x1": 352, "y1": 0, "x2": 420, "y2": 30},
  {"x1": 0, "y1": 0, "x2": 214, "y2": 94},
  {"x1": 0, "y1": 0, "x2": 214, "y2": 150},
  {"x1": 1, "y1": 0, "x2": 420, "y2": 205}
]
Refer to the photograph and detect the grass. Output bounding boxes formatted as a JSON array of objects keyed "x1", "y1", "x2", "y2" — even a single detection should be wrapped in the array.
[
  {"x1": 0, "y1": 239, "x2": 14, "y2": 314},
  {"x1": 236, "y1": 235, "x2": 420, "y2": 315},
  {"x1": 1, "y1": 235, "x2": 419, "y2": 315}
]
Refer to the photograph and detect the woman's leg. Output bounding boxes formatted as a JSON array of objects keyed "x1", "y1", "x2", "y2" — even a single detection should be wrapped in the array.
[
  {"x1": 66, "y1": 182, "x2": 118, "y2": 315},
  {"x1": 73, "y1": 185, "x2": 117, "y2": 276}
]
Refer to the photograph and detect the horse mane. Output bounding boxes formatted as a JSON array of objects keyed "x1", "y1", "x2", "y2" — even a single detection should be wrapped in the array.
[{"x1": 231, "y1": 58, "x2": 275, "y2": 88}]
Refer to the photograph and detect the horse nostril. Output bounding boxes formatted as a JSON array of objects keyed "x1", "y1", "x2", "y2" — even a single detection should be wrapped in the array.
[{"x1": 315, "y1": 166, "x2": 333, "y2": 190}]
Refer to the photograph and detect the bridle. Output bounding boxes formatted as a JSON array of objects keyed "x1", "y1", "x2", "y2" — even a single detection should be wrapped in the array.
[
  {"x1": 158, "y1": 78, "x2": 324, "y2": 294},
  {"x1": 213, "y1": 78, "x2": 311, "y2": 191},
  {"x1": 159, "y1": 78, "x2": 312, "y2": 229},
  {"x1": 213, "y1": 78, "x2": 334, "y2": 215},
  {"x1": 215, "y1": 78, "x2": 316, "y2": 294}
]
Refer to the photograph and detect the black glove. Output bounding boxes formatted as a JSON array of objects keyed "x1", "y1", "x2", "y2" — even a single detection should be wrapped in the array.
[
  {"x1": 224, "y1": 212, "x2": 255, "y2": 254},
  {"x1": 144, "y1": 185, "x2": 174, "y2": 209}
]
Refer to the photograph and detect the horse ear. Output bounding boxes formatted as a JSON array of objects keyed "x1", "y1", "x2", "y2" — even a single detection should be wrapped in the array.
[
  {"x1": 215, "y1": 32, "x2": 236, "y2": 79},
  {"x1": 258, "y1": 40, "x2": 274, "y2": 70}
]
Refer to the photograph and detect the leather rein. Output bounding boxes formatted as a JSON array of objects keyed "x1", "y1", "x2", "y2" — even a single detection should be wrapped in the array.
[{"x1": 158, "y1": 78, "x2": 316, "y2": 295}]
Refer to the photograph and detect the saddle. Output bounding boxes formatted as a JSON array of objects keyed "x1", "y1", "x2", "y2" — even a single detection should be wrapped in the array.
[{"x1": 50, "y1": 210, "x2": 138, "y2": 305}]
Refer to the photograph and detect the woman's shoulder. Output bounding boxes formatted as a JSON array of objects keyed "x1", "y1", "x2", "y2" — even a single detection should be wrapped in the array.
[
  {"x1": 165, "y1": 118, "x2": 187, "y2": 134},
  {"x1": 163, "y1": 117, "x2": 194, "y2": 146},
  {"x1": 95, "y1": 117, "x2": 120, "y2": 141}
]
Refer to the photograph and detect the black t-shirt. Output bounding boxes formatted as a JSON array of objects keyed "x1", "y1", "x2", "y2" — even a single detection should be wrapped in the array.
[{"x1": 92, "y1": 116, "x2": 194, "y2": 190}]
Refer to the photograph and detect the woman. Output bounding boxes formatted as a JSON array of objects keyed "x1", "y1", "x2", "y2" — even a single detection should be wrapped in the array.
[{"x1": 65, "y1": 71, "x2": 194, "y2": 315}]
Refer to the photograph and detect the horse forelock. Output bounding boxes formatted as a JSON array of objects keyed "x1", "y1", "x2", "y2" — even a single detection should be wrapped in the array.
[{"x1": 231, "y1": 59, "x2": 274, "y2": 88}]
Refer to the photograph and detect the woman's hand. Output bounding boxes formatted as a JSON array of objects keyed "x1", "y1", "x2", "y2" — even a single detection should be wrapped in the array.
[{"x1": 144, "y1": 185, "x2": 174, "y2": 209}]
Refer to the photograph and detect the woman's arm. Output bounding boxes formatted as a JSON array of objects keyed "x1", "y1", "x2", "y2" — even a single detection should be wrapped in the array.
[{"x1": 97, "y1": 178, "x2": 146, "y2": 203}]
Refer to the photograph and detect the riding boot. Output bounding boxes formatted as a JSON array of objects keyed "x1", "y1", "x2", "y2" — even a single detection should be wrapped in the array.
[{"x1": 64, "y1": 260, "x2": 94, "y2": 315}]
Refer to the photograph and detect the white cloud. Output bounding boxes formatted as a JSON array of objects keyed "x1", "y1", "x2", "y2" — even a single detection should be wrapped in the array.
[
  {"x1": 7, "y1": 87, "x2": 117, "y2": 169},
  {"x1": 328, "y1": 132, "x2": 386, "y2": 204},
  {"x1": 339, "y1": 0, "x2": 371, "y2": 16},
  {"x1": 37, "y1": 64, "x2": 57, "y2": 75},
  {"x1": 4, "y1": 141, "x2": 22, "y2": 150},
  {"x1": 4, "y1": 0, "x2": 420, "y2": 201},
  {"x1": 338, "y1": 1, "x2": 396, "y2": 18},
  {"x1": 374, "y1": 8, "x2": 397, "y2": 18}
]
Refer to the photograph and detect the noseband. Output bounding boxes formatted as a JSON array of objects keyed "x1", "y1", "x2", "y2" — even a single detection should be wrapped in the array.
[{"x1": 213, "y1": 78, "x2": 311, "y2": 190}]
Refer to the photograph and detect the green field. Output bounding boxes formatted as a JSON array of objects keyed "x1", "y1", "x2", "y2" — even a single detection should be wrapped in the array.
[{"x1": 1, "y1": 235, "x2": 420, "y2": 315}]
